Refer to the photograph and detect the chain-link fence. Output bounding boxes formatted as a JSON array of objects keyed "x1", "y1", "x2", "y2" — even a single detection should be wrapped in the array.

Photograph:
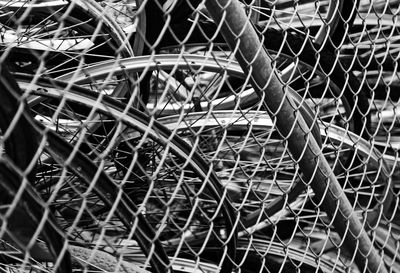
[{"x1": 0, "y1": 0, "x2": 399, "y2": 272}]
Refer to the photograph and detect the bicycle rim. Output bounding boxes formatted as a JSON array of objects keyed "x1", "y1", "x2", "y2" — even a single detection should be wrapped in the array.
[
  {"x1": 0, "y1": 0, "x2": 133, "y2": 77},
  {"x1": 158, "y1": 110, "x2": 392, "y2": 229},
  {"x1": 19, "y1": 75, "x2": 237, "y2": 272}
]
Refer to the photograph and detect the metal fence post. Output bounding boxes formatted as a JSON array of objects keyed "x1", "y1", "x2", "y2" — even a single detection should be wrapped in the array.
[{"x1": 203, "y1": 0, "x2": 388, "y2": 272}]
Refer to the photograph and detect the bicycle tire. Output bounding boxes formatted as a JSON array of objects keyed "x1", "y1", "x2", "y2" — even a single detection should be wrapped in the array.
[
  {"x1": 59, "y1": 24, "x2": 370, "y2": 137},
  {"x1": 158, "y1": 110, "x2": 393, "y2": 230},
  {"x1": 156, "y1": 28, "x2": 370, "y2": 136},
  {"x1": 55, "y1": 48, "x2": 360, "y2": 140},
  {"x1": 56, "y1": 49, "x2": 369, "y2": 191},
  {"x1": 1, "y1": 67, "x2": 173, "y2": 272},
  {"x1": 0, "y1": 67, "x2": 37, "y2": 177},
  {"x1": 1, "y1": 0, "x2": 133, "y2": 76},
  {"x1": 20, "y1": 58, "x2": 319, "y2": 237},
  {"x1": 0, "y1": 64, "x2": 72, "y2": 272},
  {"x1": 0, "y1": 155, "x2": 160, "y2": 273},
  {"x1": 36, "y1": 121, "x2": 172, "y2": 273},
  {"x1": 16, "y1": 74, "x2": 238, "y2": 273},
  {"x1": 0, "y1": 158, "x2": 72, "y2": 273},
  {"x1": 56, "y1": 44, "x2": 371, "y2": 192}
]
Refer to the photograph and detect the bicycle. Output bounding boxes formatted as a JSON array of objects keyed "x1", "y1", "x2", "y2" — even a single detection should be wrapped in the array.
[
  {"x1": 0, "y1": 156, "x2": 154, "y2": 273},
  {"x1": 9, "y1": 71, "x2": 239, "y2": 273},
  {"x1": 0, "y1": 0, "x2": 134, "y2": 76},
  {"x1": 56, "y1": 48, "x2": 368, "y2": 137},
  {"x1": 1, "y1": 64, "x2": 182, "y2": 272},
  {"x1": 57, "y1": 49, "x2": 373, "y2": 197},
  {"x1": 1, "y1": 1, "x2": 396, "y2": 273},
  {"x1": 0, "y1": 157, "x2": 72, "y2": 273},
  {"x1": 20, "y1": 55, "x2": 393, "y2": 271},
  {"x1": 128, "y1": 0, "x2": 370, "y2": 138},
  {"x1": 201, "y1": 1, "x2": 390, "y2": 272},
  {"x1": 158, "y1": 110, "x2": 393, "y2": 231}
]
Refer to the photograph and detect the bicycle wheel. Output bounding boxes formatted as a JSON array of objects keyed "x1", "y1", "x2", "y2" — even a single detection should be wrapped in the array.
[
  {"x1": 0, "y1": 0, "x2": 133, "y2": 76},
  {"x1": 95, "y1": 0, "x2": 144, "y2": 56},
  {"x1": 0, "y1": 67, "x2": 37, "y2": 177},
  {"x1": 56, "y1": 45, "x2": 366, "y2": 137},
  {"x1": 18, "y1": 74, "x2": 237, "y2": 273},
  {"x1": 35, "y1": 122, "x2": 172, "y2": 273},
  {"x1": 153, "y1": 28, "x2": 370, "y2": 136},
  {"x1": 1, "y1": 67, "x2": 171, "y2": 272},
  {"x1": 56, "y1": 48, "x2": 369, "y2": 192},
  {"x1": 158, "y1": 110, "x2": 392, "y2": 231},
  {"x1": 0, "y1": 155, "x2": 163, "y2": 273},
  {"x1": 0, "y1": 159, "x2": 72, "y2": 273},
  {"x1": 0, "y1": 63, "x2": 72, "y2": 273}
]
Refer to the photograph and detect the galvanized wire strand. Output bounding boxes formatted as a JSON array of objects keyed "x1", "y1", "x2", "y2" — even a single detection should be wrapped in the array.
[
  {"x1": 54, "y1": 0, "x2": 396, "y2": 266},
  {"x1": 203, "y1": 0, "x2": 389, "y2": 273},
  {"x1": 1, "y1": 1, "x2": 400, "y2": 272}
]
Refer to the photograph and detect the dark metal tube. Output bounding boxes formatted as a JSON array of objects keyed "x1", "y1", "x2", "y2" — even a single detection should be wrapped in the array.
[{"x1": 203, "y1": 1, "x2": 387, "y2": 272}]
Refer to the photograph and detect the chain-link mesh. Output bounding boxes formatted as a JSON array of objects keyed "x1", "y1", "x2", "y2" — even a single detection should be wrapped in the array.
[{"x1": 0, "y1": 0, "x2": 399, "y2": 272}]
